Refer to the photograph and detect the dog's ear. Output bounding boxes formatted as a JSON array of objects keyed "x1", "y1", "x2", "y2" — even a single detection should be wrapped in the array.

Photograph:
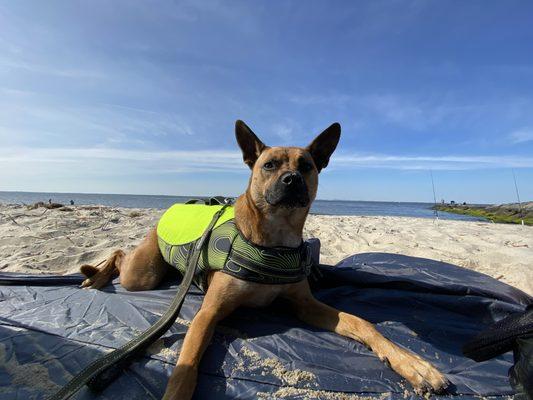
[
  {"x1": 306, "y1": 122, "x2": 341, "y2": 172},
  {"x1": 235, "y1": 120, "x2": 267, "y2": 169}
]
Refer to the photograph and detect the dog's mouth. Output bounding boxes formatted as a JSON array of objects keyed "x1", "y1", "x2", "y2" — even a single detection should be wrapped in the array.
[
  {"x1": 264, "y1": 184, "x2": 310, "y2": 209},
  {"x1": 266, "y1": 195, "x2": 309, "y2": 208}
]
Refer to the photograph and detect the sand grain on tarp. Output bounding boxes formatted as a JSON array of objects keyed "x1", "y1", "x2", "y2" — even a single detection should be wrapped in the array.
[
  {"x1": 258, "y1": 387, "x2": 389, "y2": 399},
  {"x1": 146, "y1": 338, "x2": 176, "y2": 359},
  {"x1": 233, "y1": 346, "x2": 316, "y2": 387}
]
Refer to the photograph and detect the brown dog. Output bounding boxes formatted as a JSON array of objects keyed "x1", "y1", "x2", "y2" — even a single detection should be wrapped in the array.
[{"x1": 80, "y1": 120, "x2": 448, "y2": 399}]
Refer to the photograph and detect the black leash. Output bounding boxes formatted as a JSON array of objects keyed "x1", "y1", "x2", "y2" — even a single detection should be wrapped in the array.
[{"x1": 49, "y1": 205, "x2": 229, "y2": 400}]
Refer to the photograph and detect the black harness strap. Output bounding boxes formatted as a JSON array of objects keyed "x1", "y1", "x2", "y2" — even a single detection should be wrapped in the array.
[{"x1": 49, "y1": 205, "x2": 229, "y2": 400}]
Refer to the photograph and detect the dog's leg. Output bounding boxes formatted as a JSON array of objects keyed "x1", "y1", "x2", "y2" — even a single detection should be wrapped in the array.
[
  {"x1": 163, "y1": 272, "x2": 247, "y2": 400},
  {"x1": 80, "y1": 227, "x2": 168, "y2": 291},
  {"x1": 80, "y1": 249, "x2": 124, "y2": 289},
  {"x1": 285, "y1": 281, "x2": 448, "y2": 393}
]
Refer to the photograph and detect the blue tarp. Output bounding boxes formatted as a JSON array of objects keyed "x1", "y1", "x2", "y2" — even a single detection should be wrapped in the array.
[{"x1": 0, "y1": 253, "x2": 531, "y2": 399}]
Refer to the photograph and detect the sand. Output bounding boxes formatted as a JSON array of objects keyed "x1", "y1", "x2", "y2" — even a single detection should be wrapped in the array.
[
  {"x1": 0, "y1": 203, "x2": 531, "y2": 296},
  {"x1": 305, "y1": 214, "x2": 533, "y2": 296},
  {"x1": 234, "y1": 346, "x2": 316, "y2": 387}
]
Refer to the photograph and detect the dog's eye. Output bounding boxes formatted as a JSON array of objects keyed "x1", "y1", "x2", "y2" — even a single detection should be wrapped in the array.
[{"x1": 263, "y1": 162, "x2": 275, "y2": 171}]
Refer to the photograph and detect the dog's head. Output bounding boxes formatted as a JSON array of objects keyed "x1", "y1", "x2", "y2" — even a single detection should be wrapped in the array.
[{"x1": 235, "y1": 120, "x2": 341, "y2": 210}]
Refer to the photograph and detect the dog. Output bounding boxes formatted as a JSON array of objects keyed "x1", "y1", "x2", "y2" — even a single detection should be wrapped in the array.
[{"x1": 80, "y1": 120, "x2": 448, "y2": 399}]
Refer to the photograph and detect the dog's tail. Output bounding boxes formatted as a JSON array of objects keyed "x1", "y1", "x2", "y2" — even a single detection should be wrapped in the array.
[{"x1": 80, "y1": 249, "x2": 125, "y2": 289}]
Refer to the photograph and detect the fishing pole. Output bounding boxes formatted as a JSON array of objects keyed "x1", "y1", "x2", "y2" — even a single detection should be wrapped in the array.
[
  {"x1": 511, "y1": 169, "x2": 524, "y2": 225},
  {"x1": 430, "y1": 169, "x2": 439, "y2": 220}
]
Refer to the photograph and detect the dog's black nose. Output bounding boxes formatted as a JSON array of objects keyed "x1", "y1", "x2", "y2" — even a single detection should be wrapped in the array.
[{"x1": 280, "y1": 171, "x2": 302, "y2": 186}]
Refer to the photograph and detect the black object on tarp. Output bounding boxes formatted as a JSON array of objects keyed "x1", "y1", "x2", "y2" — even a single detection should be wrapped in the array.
[
  {"x1": 463, "y1": 304, "x2": 533, "y2": 399},
  {"x1": 0, "y1": 252, "x2": 531, "y2": 399},
  {"x1": 511, "y1": 335, "x2": 533, "y2": 399}
]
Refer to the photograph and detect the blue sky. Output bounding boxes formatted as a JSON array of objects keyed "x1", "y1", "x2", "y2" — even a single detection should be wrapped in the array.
[{"x1": 1, "y1": 1, "x2": 532, "y2": 203}]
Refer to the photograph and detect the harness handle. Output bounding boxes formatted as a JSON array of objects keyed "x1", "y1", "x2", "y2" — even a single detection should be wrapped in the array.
[{"x1": 185, "y1": 197, "x2": 234, "y2": 206}]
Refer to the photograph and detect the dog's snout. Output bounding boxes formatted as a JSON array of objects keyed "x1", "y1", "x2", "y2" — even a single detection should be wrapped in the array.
[
  {"x1": 265, "y1": 170, "x2": 309, "y2": 208},
  {"x1": 280, "y1": 172, "x2": 302, "y2": 186}
]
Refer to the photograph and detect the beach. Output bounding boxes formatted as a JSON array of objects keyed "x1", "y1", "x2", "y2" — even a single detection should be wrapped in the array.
[{"x1": 1, "y1": 203, "x2": 531, "y2": 296}]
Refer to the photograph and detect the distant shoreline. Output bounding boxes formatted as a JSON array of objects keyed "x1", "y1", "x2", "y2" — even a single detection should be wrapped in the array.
[
  {"x1": 0, "y1": 190, "x2": 490, "y2": 206},
  {"x1": 433, "y1": 202, "x2": 533, "y2": 226},
  {"x1": 0, "y1": 191, "x2": 483, "y2": 221}
]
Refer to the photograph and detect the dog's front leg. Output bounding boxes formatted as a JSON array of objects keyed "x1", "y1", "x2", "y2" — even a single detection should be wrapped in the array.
[
  {"x1": 162, "y1": 306, "x2": 220, "y2": 400},
  {"x1": 285, "y1": 281, "x2": 448, "y2": 394},
  {"x1": 162, "y1": 273, "x2": 242, "y2": 400}
]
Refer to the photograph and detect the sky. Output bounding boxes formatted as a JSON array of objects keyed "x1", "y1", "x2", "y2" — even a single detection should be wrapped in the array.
[{"x1": 1, "y1": 0, "x2": 532, "y2": 203}]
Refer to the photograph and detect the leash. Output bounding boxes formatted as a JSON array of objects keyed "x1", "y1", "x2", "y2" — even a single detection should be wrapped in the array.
[{"x1": 49, "y1": 205, "x2": 229, "y2": 400}]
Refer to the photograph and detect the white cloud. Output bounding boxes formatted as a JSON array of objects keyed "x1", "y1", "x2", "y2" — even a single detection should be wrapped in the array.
[
  {"x1": 0, "y1": 147, "x2": 243, "y2": 171},
  {"x1": 364, "y1": 95, "x2": 425, "y2": 127},
  {"x1": 508, "y1": 128, "x2": 533, "y2": 144},
  {"x1": 288, "y1": 92, "x2": 454, "y2": 131},
  {"x1": 288, "y1": 94, "x2": 352, "y2": 106},
  {"x1": 0, "y1": 57, "x2": 106, "y2": 79},
  {"x1": 1, "y1": 146, "x2": 532, "y2": 175},
  {"x1": 0, "y1": 101, "x2": 196, "y2": 149},
  {"x1": 271, "y1": 121, "x2": 298, "y2": 143},
  {"x1": 333, "y1": 153, "x2": 533, "y2": 170}
]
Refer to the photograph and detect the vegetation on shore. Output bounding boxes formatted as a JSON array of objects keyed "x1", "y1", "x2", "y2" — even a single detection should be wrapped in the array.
[{"x1": 433, "y1": 202, "x2": 533, "y2": 226}]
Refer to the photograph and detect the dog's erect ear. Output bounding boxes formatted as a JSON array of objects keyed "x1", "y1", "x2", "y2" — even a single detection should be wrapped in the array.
[
  {"x1": 235, "y1": 120, "x2": 267, "y2": 169},
  {"x1": 306, "y1": 122, "x2": 341, "y2": 172}
]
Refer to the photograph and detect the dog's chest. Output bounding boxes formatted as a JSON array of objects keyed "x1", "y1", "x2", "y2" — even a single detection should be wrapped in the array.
[
  {"x1": 232, "y1": 279, "x2": 290, "y2": 308},
  {"x1": 260, "y1": 216, "x2": 302, "y2": 248}
]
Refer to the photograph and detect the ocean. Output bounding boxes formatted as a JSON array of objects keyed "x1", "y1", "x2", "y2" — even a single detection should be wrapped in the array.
[{"x1": 0, "y1": 191, "x2": 484, "y2": 221}]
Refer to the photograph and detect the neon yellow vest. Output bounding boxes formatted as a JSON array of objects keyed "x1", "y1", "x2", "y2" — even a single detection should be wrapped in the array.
[{"x1": 157, "y1": 204, "x2": 311, "y2": 291}]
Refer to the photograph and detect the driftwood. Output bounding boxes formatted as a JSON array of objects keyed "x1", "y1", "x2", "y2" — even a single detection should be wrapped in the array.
[
  {"x1": 27, "y1": 201, "x2": 65, "y2": 210},
  {"x1": 0, "y1": 212, "x2": 31, "y2": 230}
]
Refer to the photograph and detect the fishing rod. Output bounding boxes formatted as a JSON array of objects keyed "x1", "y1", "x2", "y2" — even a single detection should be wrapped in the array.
[
  {"x1": 511, "y1": 169, "x2": 524, "y2": 226},
  {"x1": 430, "y1": 169, "x2": 439, "y2": 220}
]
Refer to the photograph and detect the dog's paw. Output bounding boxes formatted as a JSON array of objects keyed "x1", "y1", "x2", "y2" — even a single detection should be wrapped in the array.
[
  {"x1": 388, "y1": 347, "x2": 449, "y2": 393},
  {"x1": 80, "y1": 277, "x2": 96, "y2": 289},
  {"x1": 80, "y1": 275, "x2": 108, "y2": 290}
]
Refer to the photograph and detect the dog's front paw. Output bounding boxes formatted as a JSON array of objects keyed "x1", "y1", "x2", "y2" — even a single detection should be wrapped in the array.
[
  {"x1": 162, "y1": 365, "x2": 197, "y2": 400},
  {"x1": 387, "y1": 347, "x2": 449, "y2": 394}
]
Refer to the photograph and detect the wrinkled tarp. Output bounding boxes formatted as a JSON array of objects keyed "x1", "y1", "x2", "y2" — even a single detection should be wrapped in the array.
[{"x1": 0, "y1": 252, "x2": 531, "y2": 400}]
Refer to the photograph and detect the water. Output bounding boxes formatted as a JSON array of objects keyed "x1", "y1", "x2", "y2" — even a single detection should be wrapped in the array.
[
  {"x1": 0, "y1": 191, "x2": 485, "y2": 221},
  {"x1": 309, "y1": 200, "x2": 483, "y2": 220}
]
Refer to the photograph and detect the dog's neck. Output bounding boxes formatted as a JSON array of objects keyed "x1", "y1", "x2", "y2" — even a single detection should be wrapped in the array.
[{"x1": 234, "y1": 190, "x2": 309, "y2": 248}]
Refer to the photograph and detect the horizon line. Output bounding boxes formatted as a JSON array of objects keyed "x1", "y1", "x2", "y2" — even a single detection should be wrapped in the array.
[{"x1": 0, "y1": 189, "x2": 508, "y2": 206}]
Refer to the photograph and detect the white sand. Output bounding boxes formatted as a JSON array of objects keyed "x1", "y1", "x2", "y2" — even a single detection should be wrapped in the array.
[
  {"x1": 305, "y1": 214, "x2": 533, "y2": 296},
  {"x1": 0, "y1": 204, "x2": 531, "y2": 296}
]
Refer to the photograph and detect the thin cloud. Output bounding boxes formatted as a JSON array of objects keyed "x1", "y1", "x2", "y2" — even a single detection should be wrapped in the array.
[
  {"x1": 0, "y1": 147, "x2": 240, "y2": 162},
  {"x1": 0, "y1": 57, "x2": 106, "y2": 79},
  {"x1": 1, "y1": 147, "x2": 532, "y2": 173},
  {"x1": 508, "y1": 128, "x2": 533, "y2": 144},
  {"x1": 334, "y1": 154, "x2": 533, "y2": 170},
  {"x1": 0, "y1": 102, "x2": 196, "y2": 148},
  {"x1": 271, "y1": 120, "x2": 299, "y2": 143},
  {"x1": 288, "y1": 94, "x2": 352, "y2": 106}
]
